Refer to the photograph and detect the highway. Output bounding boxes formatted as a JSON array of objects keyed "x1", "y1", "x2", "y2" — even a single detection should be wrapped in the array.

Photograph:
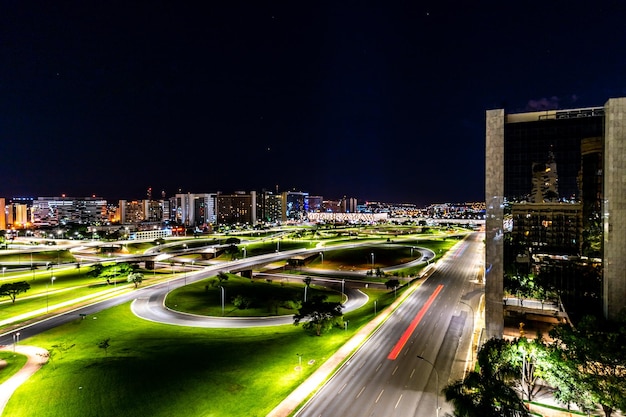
[{"x1": 295, "y1": 232, "x2": 484, "y2": 417}]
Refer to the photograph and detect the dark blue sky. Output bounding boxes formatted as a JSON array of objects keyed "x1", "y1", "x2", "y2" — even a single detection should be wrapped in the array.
[{"x1": 2, "y1": 1, "x2": 625, "y2": 205}]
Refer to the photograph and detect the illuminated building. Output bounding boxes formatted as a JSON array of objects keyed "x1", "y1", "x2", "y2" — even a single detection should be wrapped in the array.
[{"x1": 485, "y1": 98, "x2": 626, "y2": 338}]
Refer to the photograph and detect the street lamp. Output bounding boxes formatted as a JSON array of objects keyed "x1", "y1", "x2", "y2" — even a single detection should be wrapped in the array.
[
  {"x1": 242, "y1": 247, "x2": 246, "y2": 258},
  {"x1": 296, "y1": 353, "x2": 302, "y2": 369},
  {"x1": 319, "y1": 252, "x2": 323, "y2": 264},
  {"x1": 371, "y1": 252, "x2": 375, "y2": 270},
  {"x1": 51, "y1": 276, "x2": 56, "y2": 286},
  {"x1": 417, "y1": 355, "x2": 440, "y2": 417},
  {"x1": 374, "y1": 300, "x2": 377, "y2": 315},
  {"x1": 460, "y1": 300, "x2": 476, "y2": 364},
  {"x1": 220, "y1": 286, "x2": 225, "y2": 316},
  {"x1": 13, "y1": 332, "x2": 20, "y2": 352},
  {"x1": 2, "y1": 267, "x2": 5, "y2": 277},
  {"x1": 341, "y1": 279, "x2": 345, "y2": 302}
]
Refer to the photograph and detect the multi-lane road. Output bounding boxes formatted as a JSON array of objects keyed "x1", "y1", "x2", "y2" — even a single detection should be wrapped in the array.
[
  {"x1": 0, "y1": 232, "x2": 485, "y2": 417},
  {"x1": 295, "y1": 232, "x2": 484, "y2": 417}
]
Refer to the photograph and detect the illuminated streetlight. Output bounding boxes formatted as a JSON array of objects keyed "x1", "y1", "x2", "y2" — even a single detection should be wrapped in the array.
[
  {"x1": 220, "y1": 286, "x2": 225, "y2": 316},
  {"x1": 13, "y1": 332, "x2": 21, "y2": 352},
  {"x1": 417, "y1": 355, "x2": 440, "y2": 417},
  {"x1": 341, "y1": 279, "x2": 345, "y2": 301}
]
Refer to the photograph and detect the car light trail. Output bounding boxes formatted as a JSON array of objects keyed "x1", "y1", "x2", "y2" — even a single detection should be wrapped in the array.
[{"x1": 387, "y1": 284, "x2": 444, "y2": 360}]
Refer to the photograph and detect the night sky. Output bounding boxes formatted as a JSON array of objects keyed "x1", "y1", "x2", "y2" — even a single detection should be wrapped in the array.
[{"x1": 2, "y1": 2, "x2": 625, "y2": 205}]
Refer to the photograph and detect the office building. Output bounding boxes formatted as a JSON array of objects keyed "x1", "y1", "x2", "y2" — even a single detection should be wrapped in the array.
[
  {"x1": 485, "y1": 97, "x2": 626, "y2": 339},
  {"x1": 216, "y1": 191, "x2": 256, "y2": 225}
]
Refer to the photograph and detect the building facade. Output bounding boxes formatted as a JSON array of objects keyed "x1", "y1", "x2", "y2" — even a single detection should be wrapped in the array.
[{"x1": 485, "y1": 98, "x2": 626, "y2": 339}]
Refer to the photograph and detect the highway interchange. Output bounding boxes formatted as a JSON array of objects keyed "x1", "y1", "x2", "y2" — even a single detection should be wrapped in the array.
[{"x1": 0, "y1": 232, "x2": 484, "y2": 416}]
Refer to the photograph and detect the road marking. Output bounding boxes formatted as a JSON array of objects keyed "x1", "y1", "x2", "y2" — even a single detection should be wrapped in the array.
[
  {"x1": 338, "y1": 383, "x2": 347, "y2": 394},
  {"x1": 375, "y1": 362, "x2": 382, "y2": 372},
  {"x1": 395, "y1": 394, "x2": 403, "y2": 409},
  {"x1": 387, "y1": 284, "x2": 444, "y2": 360},
  {"x1": 375, "y1": 389, "x2": 384, "y2": 403},
  {"x1": 356, "y1": 386, "x2": 366, "y2": 399},
  {"x1": 410, "y1": 368, "x2": 415, "y2": 379},
  {"x1": 392, "y1": 365, "x2": 398, "y2": 375}
]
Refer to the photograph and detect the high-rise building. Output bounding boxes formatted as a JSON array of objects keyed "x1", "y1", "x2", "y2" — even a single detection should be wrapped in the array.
[
  {"x1": 216, "y1": 191, "x2": 256, "y2": 225},
  {"x1": 258, "y1": 190, "x2": 283, "y2": 223},
  {"x1": 282, "y1": 191, "x2": 308, "y2": 222},
  {"x1": 0, "y1": 198, "x2": 6, "y2": 230},
  {"x1": 173, "y1": 193, "x2": 217, "y2": 226},
  {"x1": 485, "y1": 98, "x2": 626, "y2": 339},
  {"x1": 32, "y1": 196, "x2": 107, "y2": 226}
]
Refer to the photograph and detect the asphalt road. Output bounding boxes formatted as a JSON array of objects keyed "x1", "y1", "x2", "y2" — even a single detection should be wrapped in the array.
[{"x1": 294, "y1": 232, "x2": 484, "y2": 417}]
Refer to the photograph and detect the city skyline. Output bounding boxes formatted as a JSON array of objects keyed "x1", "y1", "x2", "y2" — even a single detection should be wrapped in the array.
[{"x1": 2, "y1": 3, "x2": 625, "y2": 204}]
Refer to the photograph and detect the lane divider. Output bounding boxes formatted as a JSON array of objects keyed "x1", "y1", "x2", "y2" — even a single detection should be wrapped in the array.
[{"x1": 387, "y1": 284, "x2": 444, "y2": 360}]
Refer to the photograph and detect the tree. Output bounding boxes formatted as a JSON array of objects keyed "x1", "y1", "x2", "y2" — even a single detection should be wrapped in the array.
[
  {"x1": 548, "y1": 314, "x2": 626, "y2": 417},
  {"x1": 293, "y1": 294, "x2": 343, "y2": 336},
  {"x1": 98, "y1": 338, "x2": 111, "y2": 356},
  {"x1": 385, "y1": 279, "x2": 400, "y2": 290},
  {"x1": 217, "y1": 272, "x2": 229, "y2": 284},
  {"x1": 510, "y1": 337, "x2": 551, "y2": 402},
  {"x1": 443, "y1": 338, "x2": 530, "y2": 417},
  {"x1": 127, "y1": 272, "x2": 143, "y2": 288},
  {"x1": 0, "y1": 281, "x2": 31, "y2": 303},
  {"x1": 232, "y1": 294, "x2": 252, "y2": 309},
  {"x1": 89, "y1": 262, "x2": 104, "y2": 277}
]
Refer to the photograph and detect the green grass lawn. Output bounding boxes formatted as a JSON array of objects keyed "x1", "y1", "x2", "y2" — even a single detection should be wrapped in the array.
[
  {"x1": 3, "y1": 285, "x2": 402, "y2": 417},
  {"x1": 0, "y1": 352, "x2": 28, "y2": 385},
  {"x1": 166, "y1": 275, "x2": 342, "y2": 317}
]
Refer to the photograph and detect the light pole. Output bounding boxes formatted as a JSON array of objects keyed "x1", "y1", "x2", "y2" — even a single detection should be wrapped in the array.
[
  {"x1": 296, "y1": 353, "x2": 302, "y2": 368},
  {"x1": 13, "y1": 332, "x2": 20, "y2": 352},
  {"x1": 319, "y1": 252, "x2": 323, "y2": 264},
  {"x1": 460, "y1": 300, "x2": 476, "y2": 365},
  {"x1": 51, "y1": 276, "x2": 56, "y2": 287},
  {"x1": 242, "y1": 247, "x2": 246, "y2": 258},
  {"x1": 2, "y1": 267, "x2": 5, "y2": 277},
  {"x1": 220, "y1": 286, "x2": 225, "y2": 316},
  {"x1": 417, "y1": 355, "x2": 440, "y2": 417},
  {"x1": 371, "y1": 252, "x2": 375, "y2": 270},
  {"x1": 341, "y1": 279, "x2": 345, "y2": 301},
  {"x1": 374, "y1": 300, "x2": 377, "y2": 315}
]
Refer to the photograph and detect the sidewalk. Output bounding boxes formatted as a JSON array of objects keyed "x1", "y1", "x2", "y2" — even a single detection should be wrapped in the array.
[{"x1": 0, "y1": 345, "x2": 49, "y2": 416}]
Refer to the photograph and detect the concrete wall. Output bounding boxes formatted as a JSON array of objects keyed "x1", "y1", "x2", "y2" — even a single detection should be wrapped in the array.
[
  {"x1": 603, "y1": 97, "x2": 626, "y2": 319},
  {"x1": 485, "y1": 109, "x2": 505, "y2": 338}
]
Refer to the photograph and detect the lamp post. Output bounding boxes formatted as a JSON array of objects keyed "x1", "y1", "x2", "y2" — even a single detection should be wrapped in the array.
[
  {"x1": 371, "y1": 252, "x2": 375, "y2": 270},
  {"x1": 374, "y1": 300, "x2": 377, "y2": 315},
  {"x1": 13, "y1": 332, "x2": 20, "y2": 352},
  {"x1": 417, "y1": 355, "x2": 440, "y2": 417},
  {"x1": 296, "y1": 353, "x2": 302, "y2": 368},
  {"x1": 220, "y1": 286, "x2": 225, "y2": 316},
  {"x1": 319, "y1": 252, "x2": 323, "y2": 264},
  {"x1": 242, "y1": 247, "x2": 246, "y2": 258},
  {"x1": 51, "y1": 276, "x2": 56, "y2": 287},
  {"x1": 2, "y1": 267, "x2": 5, "y2": 277},
  {"x1": 341, "y1": 279, "x2": 345, "y2": 301},
  {"x1": 460, "y1": 300, "x2": 476, "y2": 364}
]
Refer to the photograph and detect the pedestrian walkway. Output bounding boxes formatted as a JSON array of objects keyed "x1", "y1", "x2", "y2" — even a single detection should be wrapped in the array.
[{"x1": 0, "y1": 345, "x2": 49, "y2": 415}]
